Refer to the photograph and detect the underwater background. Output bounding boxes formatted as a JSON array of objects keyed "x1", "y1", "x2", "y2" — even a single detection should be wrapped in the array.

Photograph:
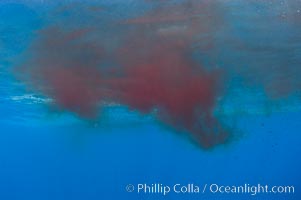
[{"x1": 0, "y1": 0, "x2": 301, "y2": 199}]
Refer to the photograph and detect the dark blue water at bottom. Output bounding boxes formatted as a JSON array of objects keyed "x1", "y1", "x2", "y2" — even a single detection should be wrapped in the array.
[{"x1": 0, "y1": 112, "x2": 300, "y2": 200}]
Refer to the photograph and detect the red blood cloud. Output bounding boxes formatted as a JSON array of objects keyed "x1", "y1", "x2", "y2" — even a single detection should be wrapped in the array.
[
  {"x1": 19, "y1": 1, "x2": 229, "y2": 148},
  {"x1": 17, "y1": 0, "x2": 301, "y2": 148}
]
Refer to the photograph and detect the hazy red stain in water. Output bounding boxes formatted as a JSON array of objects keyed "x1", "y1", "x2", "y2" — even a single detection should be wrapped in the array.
[{"x1": 19, "y1": 1, "x2": 229, "y2": 148}]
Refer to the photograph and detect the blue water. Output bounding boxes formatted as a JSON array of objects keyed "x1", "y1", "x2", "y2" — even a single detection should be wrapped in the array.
[
  {"x1": 1, "y1": 1, "x2": 301, "y2": 200},
  {"x1": 0, "y1": 111, "x2": 300, "y2": 199}
]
